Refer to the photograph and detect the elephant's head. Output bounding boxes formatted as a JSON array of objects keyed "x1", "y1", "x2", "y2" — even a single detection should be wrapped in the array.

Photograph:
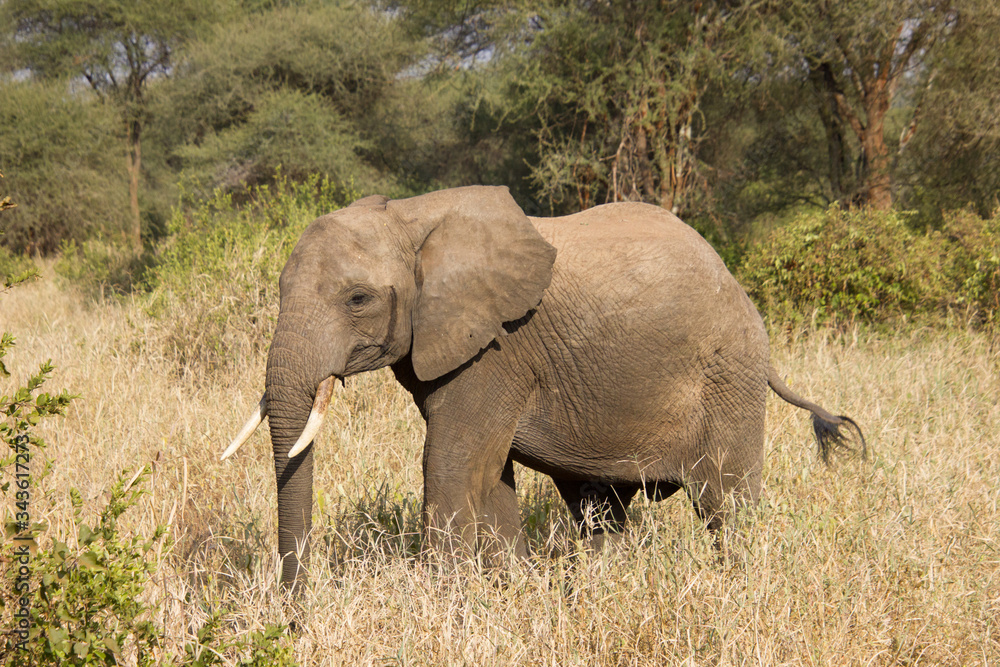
[{"x1": 223, "y1": 186, "x2": 556, "y2": 590}]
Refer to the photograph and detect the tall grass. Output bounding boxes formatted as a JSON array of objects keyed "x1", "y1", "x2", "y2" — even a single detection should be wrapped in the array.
[{"x1": 3, "y1": 255, "x2": 998, "y2": 664}]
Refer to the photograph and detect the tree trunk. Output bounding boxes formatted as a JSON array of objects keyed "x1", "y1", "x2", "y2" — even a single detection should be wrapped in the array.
[
  {"x1": 635, "y1": 124, "x2": 657, "y2": 201},
  {"x1": 860, "y1": 94, "x2": 892, "y2": 210},
  {"x1": 126, "y1": 119, "x2": 142, "y2": 252},
  {"x1": 658, "y1": 118, "x2": 694, "y2": 216},
  {"x1": 830, "y1": 77, "x2": 894, "y2": 210},
  {"x1": 809, "y1": 61, "x2": 849, "y2": 203}
]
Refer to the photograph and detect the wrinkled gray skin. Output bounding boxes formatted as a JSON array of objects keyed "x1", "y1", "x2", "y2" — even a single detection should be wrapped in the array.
[{"x1": 264, "y1": 186, "x2": 862, "y2": 591}]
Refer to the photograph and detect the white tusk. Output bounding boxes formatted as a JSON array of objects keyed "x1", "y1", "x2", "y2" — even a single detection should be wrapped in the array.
[
  {"x1": 288, "y1": 376, "x2": 336, "y2": 459},
  {"x1": 221, "y1": 394, "x2": 266, "y2": 461}
]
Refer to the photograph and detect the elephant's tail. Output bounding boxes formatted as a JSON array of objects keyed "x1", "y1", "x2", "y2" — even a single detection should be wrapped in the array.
[{"x1": 767, "y1": 366, "x2": 867, "y2": 464}]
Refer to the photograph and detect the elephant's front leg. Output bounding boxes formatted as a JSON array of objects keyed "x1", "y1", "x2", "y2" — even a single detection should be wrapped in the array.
[{"x1": 421, "y1": 410, "x2": 527, "y2": 564}]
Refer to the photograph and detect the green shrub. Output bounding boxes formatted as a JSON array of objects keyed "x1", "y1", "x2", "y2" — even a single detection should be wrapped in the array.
[
  {"x1": 170, "y1": 613, "x2": 297, "y2": 667},
  {"x1": 0, "y1": 80, "x2": 131, "y2": 255},
  {"x1": 939, "y1": 210, "x2": 1000, "y2": 326},
  {"x1": 14, "y1": 473, "x2": 166, "y2": 666},
  {"x1": 0, "y1": 170, "x2": 38, "y2": 287},
  {"x1": 53, "y1": 240, "x2": 150, "y2": 298},
  {"x1": 0, "y1": 246, "x2": 37, "y2": 288},
  {"x1": 0, "y1": 327, "x2": 165, "y2": 666},
  {"x1": 737, "y1": 207, "x2": 1000, "y2": 328}
]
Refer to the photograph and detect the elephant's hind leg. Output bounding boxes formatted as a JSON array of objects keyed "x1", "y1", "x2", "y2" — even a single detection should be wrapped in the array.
[
  {"x1": 684, "y1": 453, "x2": 761, "y2": 531},
  {"x1": 554, "y1": 479, "x2": 640, "y2": 549},
  {"x1": 684, "y1": 414, "x2": 764, "y2": 531},
  {"x1": 680, "y1": 361, "x2": 767, "y2": 531}
]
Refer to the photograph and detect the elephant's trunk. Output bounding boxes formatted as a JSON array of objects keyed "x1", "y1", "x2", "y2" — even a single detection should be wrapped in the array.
[{"x1": 265, "y1": 326, "x2": 338, "y2": 591}]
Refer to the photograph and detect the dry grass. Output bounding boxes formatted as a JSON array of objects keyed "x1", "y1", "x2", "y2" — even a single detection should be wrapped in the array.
[{"x1": 3, "y1": 264, "x2": 999, "y2": 665}]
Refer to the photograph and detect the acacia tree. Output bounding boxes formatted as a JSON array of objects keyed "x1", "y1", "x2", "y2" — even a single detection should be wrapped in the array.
[
  {"x1": 764, "y1": 0, "x2": 959, "y2": 210},
  {"x1": 525, "y1": 2, "x2": 736, "y2": 213},
  {"x1": 404, "y1": 0, "x2": 750, "y2": 216},
  {"x1": 155, "y1": 2, "x2": 420, "y2": 199},
  {"x1": 898, "y1": 0, "x2": 1000, "y2": 217},
  {"x1": 0, "y1": 0, "x2": 217, "y2": 251}
]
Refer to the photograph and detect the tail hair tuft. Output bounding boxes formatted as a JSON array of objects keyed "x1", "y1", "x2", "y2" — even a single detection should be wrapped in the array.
[{"x1": 812, "y1": 415, "x2": 867, "y2": 465}]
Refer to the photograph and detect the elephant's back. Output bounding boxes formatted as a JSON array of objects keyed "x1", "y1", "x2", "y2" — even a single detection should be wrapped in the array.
[
  {"x1": 530, "y1": 202, "x2": 705, "y2": 253},
  {"x1": 529, "y1": 203, "x2": 751, "y2": 323}
]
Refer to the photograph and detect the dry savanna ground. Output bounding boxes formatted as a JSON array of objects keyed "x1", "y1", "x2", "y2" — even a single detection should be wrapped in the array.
[{"x1": 3, "y1": 264, "x2": 999, "y2": 665}]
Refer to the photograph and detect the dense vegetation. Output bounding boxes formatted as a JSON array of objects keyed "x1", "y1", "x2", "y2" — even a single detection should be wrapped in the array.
[{"x1": 2, "y1": 0, "x2": 1000, "y2": 253}]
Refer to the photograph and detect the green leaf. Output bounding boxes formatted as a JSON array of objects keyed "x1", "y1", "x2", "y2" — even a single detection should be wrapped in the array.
[
  {"x1": 103, "y1": 635, "x2": 122, "y2": 656},
  {"x1": 47, "y1": 626, "x2": 69, "y2": 651},
  {"x1": 78, "y1": 550, "x2": 105, "y2": 571},
  {"x1": 73, "y1": 641, "x2": 90, "y2": 658}
]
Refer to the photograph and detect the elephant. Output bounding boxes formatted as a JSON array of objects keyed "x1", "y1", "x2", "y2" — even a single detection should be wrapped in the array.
[{"x1": 222, "y1": 185, "x2": 864, "y2": 591}]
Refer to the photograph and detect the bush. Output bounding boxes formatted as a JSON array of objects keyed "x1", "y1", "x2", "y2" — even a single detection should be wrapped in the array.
[
  {"x1": 0, "y1": 170, "x2": 37, "y2": 286},
  {"x1": 13, "y1": 473, "x2": 166, "y2": 666},
  {"x1": 152, "y1": 2, "x2": 414, "y2": 201},
  {"x1": 0, "y1": 246, "x2": 37, "y2": 288},
  {"x1": 940, "y1": 210, "x2": 1000, "y2": 326},
  {"x1": 54, "y1": 240, "x2": 150, "y2": 298},
  {"x1": 737, "y1": 207, "x2": 1000, "y2": 328},
  {"x1": 0, "y1": 80, "x2": 131, "y2": 255}
]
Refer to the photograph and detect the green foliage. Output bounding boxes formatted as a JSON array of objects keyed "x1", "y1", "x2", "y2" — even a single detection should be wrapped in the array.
[
  {"x1": 0, "y1": 80, "x2": 130, "y2": 254},
  {"x1": 0, "y1": 0, "x2": 223, "y2": 251},
  {"x1": 738, "y1": 207, "x2": 1000, "y2": 328},
  {"x1": 0, "y1": 347, "x2": 73, "y2": 564},
  {"x1": 751, "y1": 0, "x2": 956, "y2": 210},
  {"x1": 0, "y1": 247, "x2": 37, "y2": 289},
  {"x1": 0, "y1": 352, "x2": 74, "y2": 462},
  {"x1": 15, "y1": 472, "x2": 165, "y2": 666},
  {"x1": 172, "y1": 613, "x2": 297, "y2": 667},
  {"x1": 154, "y1": 1, "x2": 420, "y2": 199},
  {"x1": 54, "y1": 240, "x2": 151, "y2": 298},
  {"x1": 145, "y1": 174, "x2": 358, "y2": 376},
  {"x1": 456, "y1": 0, "x2": 748, "y2": 215},
  {"x1": 0, "y1": 168, "x2": 13, "y2": 214},
  {"x1": 0, "y1": 0, "x2": 218, "y2": 84},
  {"x1": 739, "y1": 208, "x2": 929, "y2": 324},
  {"x1": 940, "y1": 210, "x2": 1000, "y2": 325},
  {"x1": 898, "y1": 0, "x2": 1000, "y2": 222},
  {"x1": 0, "y1": 334, "x2": 74, "y2": 662},
  {"x1": 171, "y1": 89, "x2": 374, "y2": 198},
  {"x1": 2, "y1": 0, "x2": 999, "y2": 257}
]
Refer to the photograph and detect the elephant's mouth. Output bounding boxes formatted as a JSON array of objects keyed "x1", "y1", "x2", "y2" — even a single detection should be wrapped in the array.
[
  {"x1": 344, "y1": 343, "x2": 386, "y2": 376},
  {"x1": 221, "y1": 374, "x2": 338, "y2": 461}
]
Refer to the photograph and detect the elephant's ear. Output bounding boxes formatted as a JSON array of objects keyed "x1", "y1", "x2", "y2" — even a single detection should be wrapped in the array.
[{"x1": 388, "y1": 186, "x2": 556, "y2": 382}]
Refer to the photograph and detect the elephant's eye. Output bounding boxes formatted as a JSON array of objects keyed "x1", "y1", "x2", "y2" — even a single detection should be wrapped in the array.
[{"x1": 347, "y1": 292, "x2": 373, "y2": 309}]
